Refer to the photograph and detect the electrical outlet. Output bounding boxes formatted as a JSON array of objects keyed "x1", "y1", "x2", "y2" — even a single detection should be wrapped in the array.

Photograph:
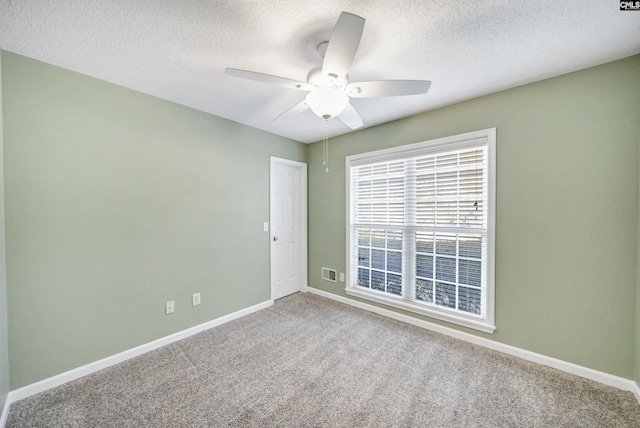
[
  {"x1": 192, "y1": 292, "x2": 201, "y2": 306},
  {"x1": 165, "y1": 301, "x2": 175, "y2": 314},
  {"x1": 263, "y1": 222, "x2": 269, "y2": 232},
  {"x1": 339, "y1": 272, "x2": 345, "y2": 282}
]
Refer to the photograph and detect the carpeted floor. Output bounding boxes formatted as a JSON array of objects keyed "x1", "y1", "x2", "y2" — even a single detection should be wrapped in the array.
[{"x1": 7, "y1": 292, "x2": 640, "y2": 427}]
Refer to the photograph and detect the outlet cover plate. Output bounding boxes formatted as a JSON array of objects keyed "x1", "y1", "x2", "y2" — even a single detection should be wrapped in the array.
[{"x1": 165, "y1": 301, "x2": 175, "y2": 314}]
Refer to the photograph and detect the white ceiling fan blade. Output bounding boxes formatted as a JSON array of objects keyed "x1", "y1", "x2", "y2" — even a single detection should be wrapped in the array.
[
  {"x1": 338, "y1": 103, "x2": 364, "y2": 129},
  {"x1": 271, "y1": 100, "x2": 309, "y2": 123},
  {"x1": 225, "y1": 68, "x2": 312, "y2": 91},
  {"x1": 347, "y1": 80, "x2": 431, "y2": 98},
  {"x1": 322, "y1": 12, "x2": 365, "y2": 80}
]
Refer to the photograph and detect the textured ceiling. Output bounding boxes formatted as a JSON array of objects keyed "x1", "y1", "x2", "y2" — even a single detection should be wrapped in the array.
[{"x1": 1, "y1": 0, "x2": 639, "y2": 143}]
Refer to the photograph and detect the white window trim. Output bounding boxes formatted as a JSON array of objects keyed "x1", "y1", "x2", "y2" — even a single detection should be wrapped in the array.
[{"x1": 345, "y1": 128, "x2": 496, "y2": 333}]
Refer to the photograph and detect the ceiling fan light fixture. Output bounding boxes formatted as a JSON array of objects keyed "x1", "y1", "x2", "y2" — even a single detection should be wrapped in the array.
[{"x1": 305, "y1": 87, "x2": 349, "y2": 120}]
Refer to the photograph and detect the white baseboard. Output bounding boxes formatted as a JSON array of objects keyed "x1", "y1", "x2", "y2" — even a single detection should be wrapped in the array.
[
  {"x1": 305, "y1": 287, "x2": 640, "y2": 404},
  {"x1": 2, "y1": 299, "x2": 273, "y2": 418}
]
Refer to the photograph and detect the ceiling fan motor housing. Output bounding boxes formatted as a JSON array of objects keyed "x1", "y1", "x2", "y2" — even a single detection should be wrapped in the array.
[{"x1": 307, "y1": 66, "x2": 346, "y2": 90}]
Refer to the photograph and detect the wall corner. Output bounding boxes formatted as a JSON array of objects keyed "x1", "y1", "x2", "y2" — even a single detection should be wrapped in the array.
[{"x1": 0, "y1": 48, "x2": 12, "y2": 423}]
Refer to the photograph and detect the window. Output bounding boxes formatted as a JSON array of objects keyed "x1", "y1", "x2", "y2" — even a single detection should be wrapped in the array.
[{"x1": 346, "y1": 129, "x2": 496, "y2": 333}]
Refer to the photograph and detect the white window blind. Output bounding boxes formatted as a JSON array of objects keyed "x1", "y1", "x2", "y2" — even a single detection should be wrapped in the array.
[{"x1": 346, "y1": 129, "x2": 496, "y2": 333}]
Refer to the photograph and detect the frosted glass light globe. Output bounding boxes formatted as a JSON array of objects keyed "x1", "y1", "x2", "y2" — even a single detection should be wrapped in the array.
[{"x1": 305, "y1": 87, "x2": 349, "y2": 120}]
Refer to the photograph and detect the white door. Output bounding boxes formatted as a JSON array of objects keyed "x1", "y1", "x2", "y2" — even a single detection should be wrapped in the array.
[{"x1": 270, "y1": 157, "x2": 307, "y2": 300}]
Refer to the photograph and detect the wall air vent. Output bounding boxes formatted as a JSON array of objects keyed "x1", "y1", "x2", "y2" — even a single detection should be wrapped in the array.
[{"x1": 322, "y1": 267, "x2": 337, "y2": 282}]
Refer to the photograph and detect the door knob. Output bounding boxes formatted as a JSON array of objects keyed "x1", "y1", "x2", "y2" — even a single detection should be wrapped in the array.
[{"x1": 273, "y1": 236, "x2": 278, "y2": 241}]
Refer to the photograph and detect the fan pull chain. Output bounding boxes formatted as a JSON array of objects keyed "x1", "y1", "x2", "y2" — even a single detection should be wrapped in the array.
[{"x1": 323, "y1": 119, "x2": 329, "y2": 173}]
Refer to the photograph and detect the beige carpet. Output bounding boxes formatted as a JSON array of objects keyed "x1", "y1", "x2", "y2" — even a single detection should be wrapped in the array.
[{"x1": 7, "y1": 292, "x2": 640, "y2": 427}]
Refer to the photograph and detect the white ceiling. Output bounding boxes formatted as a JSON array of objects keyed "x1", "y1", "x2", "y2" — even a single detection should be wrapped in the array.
[{"x1": 1, "y1": 0, "x2": 639, "y2": 143}]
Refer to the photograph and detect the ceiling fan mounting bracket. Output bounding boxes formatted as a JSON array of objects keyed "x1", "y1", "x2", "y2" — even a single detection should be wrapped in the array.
[{"x1": 317, "y1": 41, "x2": 329, "y2": 58}]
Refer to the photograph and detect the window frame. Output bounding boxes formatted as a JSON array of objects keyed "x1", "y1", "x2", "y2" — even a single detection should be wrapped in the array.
[{"x1": 345, "y1": 128, "x2": 496, "y2": 333}]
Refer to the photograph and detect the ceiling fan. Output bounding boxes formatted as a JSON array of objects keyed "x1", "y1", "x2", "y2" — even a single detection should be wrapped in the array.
[{"x1": 225, "y1": 11, "x2": 431, "y2": 129}]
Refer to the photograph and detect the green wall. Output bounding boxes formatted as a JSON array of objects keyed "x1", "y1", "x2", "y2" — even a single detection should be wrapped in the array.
[
  {"x1": 0, "y1": 52, "x2": 10, "y2": 416},
  {"x1": 637, "y1": 88, "x2": 640, "y2": 385},
  {"x1": 1, "y1": 51, "x2": 306, "y2": 389},
  {"x1": 308, "y1": 55, "x2": 640, "y2": 379}
]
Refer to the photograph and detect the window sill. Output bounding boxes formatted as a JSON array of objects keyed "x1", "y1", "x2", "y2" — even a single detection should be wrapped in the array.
[{"x1": 345, "y1": 286, "x2": 496, "y2": 334}]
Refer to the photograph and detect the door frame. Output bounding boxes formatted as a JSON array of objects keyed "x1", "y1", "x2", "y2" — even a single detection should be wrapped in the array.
[{"x1": 269, "y1": 156, "x2": 308, "y2": 300}]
